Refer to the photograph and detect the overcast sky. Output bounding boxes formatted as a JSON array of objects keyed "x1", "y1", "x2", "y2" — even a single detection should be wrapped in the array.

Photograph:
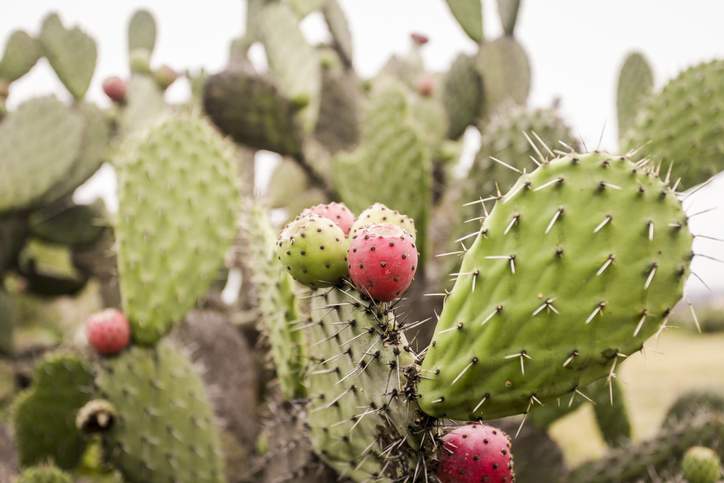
[{"x1": 2, "y1": 0, "x2": 724, "y2": 296}]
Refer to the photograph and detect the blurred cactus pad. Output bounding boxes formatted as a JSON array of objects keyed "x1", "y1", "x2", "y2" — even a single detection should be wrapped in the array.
[{"x1": 0, "y1": 2, "x2": 722, "y2": 483}]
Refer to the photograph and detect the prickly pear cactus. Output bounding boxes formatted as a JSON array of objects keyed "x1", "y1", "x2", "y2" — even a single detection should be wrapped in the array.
[
  {"x1": 13, "y1": 352, "x2": 94, "y2": 470},
  {"x1": 419, "y1": 152, "x2": 693, "y2": 420},
  {"x1": 117, "y1": 75, "x2": 167, "y2": 141},
  {"x1": 442, "y1": 53, "x2": 483, "y2": 140},
  {"x1": 304, "y1": 287, "x2": 416, "y2": 481},
  {"x1": 0, "y1": 30, "x2": 41, "y2": 83},
  {"x1": 476, "y1": 37, "x2": 530, "y2": 115},
  {"x1": 314, "y1": 66, "x2": 360, "y2": 153},
  {"x1": 0, "y1": 96, "x2": 84, "y2": 212},
  {"x1": 496, "y1": 0, "x2": 522, "y2": 36},
  {"x1": 322, "y1": 0, "x2": 354, "y2": 69},
  {"x1": 116, "y1": 115, "x2": 239, "y2": 344},
  {"x1": 17, "y1": 465, "x2": 73, "y2": 483},
  {"x1": 682, "y1": 446, "x2": 721, "y2": 483},
  {"x1": 127, "y1": 9, "x2": 157, "y2": 58},
  {"x1": 616, "y1": 51, "x2": 654, "y2": 141},
  {"x1": 95, "y1": 341, "x2": 226, "y2": 483},
  {"x1": 445, "y1": 0, "x2": 484, "y2": 43},
  {"x1": 39, "y1": 13, "x2": 97, "y2": 100},
  {"x1": 623, "y1": 59, "x2": 724, "y2": 188}
]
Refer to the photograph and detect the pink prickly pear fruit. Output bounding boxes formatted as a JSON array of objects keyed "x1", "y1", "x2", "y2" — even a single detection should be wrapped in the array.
[
  {"x1": 410, "y1": 32, "x2": 429, "y2": 46},
  {"x1": 102, "y1": 76, "x2": 127, "y2": 104},
  {"x1": 301, "y1": 202, "x2": 355, "y2": 235},
  {"x1": 86, "y1": 309, "x2": 131, "y2": 355},
  {"x1": 438, "y1": 423, "x2": 515, "y2": 483},
  {"x1": 153, "y1": 64, "x2": 178, "y2": 91},
  {"x1": 348, "y1": 224, "x2": 417, "y2": 302},
  {"x1": 417, "y1": 75, "x2": 435, "y2": 97}
]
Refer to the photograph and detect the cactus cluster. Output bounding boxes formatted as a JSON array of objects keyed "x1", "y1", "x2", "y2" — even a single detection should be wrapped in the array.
[{"x1": 0, "y1": 2, "x2": 721, "y2": 483}]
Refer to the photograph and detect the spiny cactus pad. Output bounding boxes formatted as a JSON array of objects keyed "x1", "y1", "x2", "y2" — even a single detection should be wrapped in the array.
[
  {"x1": 443, "y1": 53, "x2": 483, "y2": 139},
  {"x1": 0, "y1": 96, "x2": 84, "y2": 212},
  {"x1": 276, "y1": 213, "x2": 349, "y2": 288},
  {"x1": 13, "y1": 352, "x2": 94, "y2": 470},
  {"x1": 624, "y1": 59, "x2": 724, "y2": 188},
  {"x1": 204, "y1": 70, "x2": 305, "y2": 157},
  {"x1": 475, "y1": 37, "x2": 530, "y2": 115},
  {"x1": 322, "y1": 0, "x2": 354, "y2": 69},
  {"x1": 305, "y1": 287, "x2": 415, "y2": 481},
  {"x1": 616, "y1": 51, "x2": 654, "y2": 142},
  {"x1": 0, "y1": 30, "x2": 41, "y2": 83},
  {"x1": 419, "y1": 152, "x2": 693, "y2": 420},
  {"x1": 17, "y1": 465, "x2": 73, "y2": 483},
  {"x1": 96, "y1": 341, "x2": 225, "y2": 483},
  {"x1": 39, "y1": 13, "x2": 97, "y2": 100},
  {"x1": 127, "y1": 9, "x2": 157, "y2": 58},
  {"x1": 445, "y1": 0, "x2": 484, "y2": 43},
  {"x1": 314, "y1": 68, "x2": 361, "y2": 153},
  {"x1": 117, "y1": 115, "x2": 239, "y2": 344}
]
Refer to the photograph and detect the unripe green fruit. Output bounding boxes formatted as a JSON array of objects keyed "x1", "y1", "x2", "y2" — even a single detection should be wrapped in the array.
[{"x1": 682, "y1": 446, "x2": 721, "y2": 483}]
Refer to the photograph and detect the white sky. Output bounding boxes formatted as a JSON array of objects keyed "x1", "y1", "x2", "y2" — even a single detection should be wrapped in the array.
[{"x1": 3, "y1": 1, "x2": 724, "y2": 295}]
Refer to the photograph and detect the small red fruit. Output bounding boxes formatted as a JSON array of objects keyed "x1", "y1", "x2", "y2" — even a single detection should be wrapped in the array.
[
  {"x1": 348, "y1": 224, "x2": 417, "y2": 302},
  {"x1": 102, "y1": 76, "x2": 127, "y2": 104},
  {"x1": 302, "y1": 202, "x2": 356, "y2": 235},
  {"x1": 438, "y1": 423, "x2": 515, "y2": 483},
  {"x1": 86, "y1": 309, "x2": 130, "y2": 355},
  {"x1": 410, "y1": 32, "x2": 429, "y2": 46},
  {"x1": 417, "y1": 75, "x2": 435, "y2": 97}
]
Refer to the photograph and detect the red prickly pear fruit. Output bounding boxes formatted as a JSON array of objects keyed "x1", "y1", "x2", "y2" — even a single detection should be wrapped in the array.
[
  {"x1": 86, "y1": 309, "x2": 131, "y2": 355},
  {"x1": 153, "y1": 64, "x2": 178, "y2": 91},
  {"x1": 417, "y1": 75, "x2": 435, "y2": 97},
  {"x1": 102, "y1": 76, "x2": 127, "y2": 104},
  {"x1": 410, "y1": 32, "x2": 429, "y2": 46},
  {"x1": 438, "y1": 423, "x2": 515, "y2": 483},
  {"x1": 301, "y1": 202, "x2": 356, "y2": 235},
  {"x1": 348, "y1": 224, "x2": 418, "y2": 302}
]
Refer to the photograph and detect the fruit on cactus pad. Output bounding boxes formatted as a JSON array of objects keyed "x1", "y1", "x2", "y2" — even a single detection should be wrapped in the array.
[
  {"x1": 348, "y1": 223, "x2": 418, "y2": 302},
  {"x1": 276, "y1": 213, "x2": 349, "y2": 287},
  {"x1": 438, "y1": 423, "x2": 515, "y2": 483},
  {"x1": 102, "y1": 76, "x2": 126, "y2": 103},
  {"x1": 411, "y1": 32, "x2": 429, "y2": 45},
  {"x1": 682, "y1": 446, "x2": 721, "y2": 483},
  {"x1": 350, "y1": 202, "x2": 417, "y2": 240},
  {"x1": 301, "y1": 202, "x2": 355, "y2": 235},
  {"x1": 86, "y1": 309, "x2": 130, "y2": 355}
]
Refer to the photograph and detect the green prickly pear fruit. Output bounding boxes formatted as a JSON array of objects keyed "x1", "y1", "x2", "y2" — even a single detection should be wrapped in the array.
[
  {"x1": 682, "y1": 446, "x2": 721, "y2": 483},
  {"x1": 153, "y1": 64, "x2": 178, "y2": 90},
  {"x1": 349, "y1": 203, "x2": 417, "y2": 240},
  {"x1": 18, "y1": 465, "x2": 73, "y2": 483},
  {"x1": 276, "y1": 213, "x2": 348, "y2": 288},
  {"x1": 419, "y1": 152, "x2": 693, "y2": 421},
  {"x1": 129, "y1": 48, "x2": 152, "y2": 75}
]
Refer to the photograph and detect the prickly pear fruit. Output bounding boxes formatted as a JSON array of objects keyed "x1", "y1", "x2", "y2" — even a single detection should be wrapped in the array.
[
  {"x1": 682, "y1": 446, "x2": 721, "y2": 483},
  {"x1": 350, "y1": 203, "x2": 417, "y2": 240},
  {"x1": 417, "y1": 74, "x2": 435, "y2": 97},
  {"x1": 348, "y1": 224, "x2": 418, "y2": 302},
  {"x1": 102, "y1": 76, "x2": 126, "y2": 103},
  {"x1": 301, "y1": 202, "x2": 355, "y2": 235},
  {"x1": 438, "y1": 423, "x2": 515, "y2": 483},
  {"x1": 276, "y1": 213, "x2": 348, "y2": 287},
  {"x1": 86, "y1": 309, "x2": 130, "y2": 355},
  {"x1": 410, "y1": 32, "x2": 429, "y2": 45},
  {"x1": 153, "y1": 64, "x2": 177, "y2": 90}
]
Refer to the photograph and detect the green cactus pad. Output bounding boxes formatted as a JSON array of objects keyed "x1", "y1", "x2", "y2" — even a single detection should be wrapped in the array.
[
  {"x1": 287, "y1": 0, "x2": 327, "y2": 17},
  {"x1": 127, "y1": 9, "x2": 157, "y2": 59},
  {"x1": 96, "y1": 341, "x2": 225, "y2": 483},
  {"x1": 117, "y1": 115, "x2": 239, "y2": 344},
  {"x1": 117, "y1": 75, "x2": 168, "y2": 143},
  {"x1": 475, "y1": 37, "x2": 530, "y2": 115},
  {"x1": 322, "y1": 0, "x2": 354, "y2": 68},
  {"x1": 305, "y1": 287, "x2": 416, "y2": 480},
  {"x1": 682, "y1": 446, "x2": 721, "y2": 483},
  {"x1": 350, "y1": 203, "x2": 417, "y2": 240},
  {"x1": 39, "y1": 13, "x2": 97, "y2": 100},
  {"x1": 13, "y1": 352, "x2": 94, "y2": 470},
  {"x1": 314, "y1": 68, "x2": 360, "y2": 153},
  {"x1": 239, "y1": 200, "x2": 306, "y2": 399},
  {"x1": 333, "y1": 83, "x2": 431, "y2": 259},
  {"x1": 663, "y1": 390, "x2": 724, "y2": 428},
  {"x1": 0, "y1": 30, "x2": 41, "y2": 83},
  {"x1": 265, "y1": 159, "x2": 326, "y2": 215},
  {"x1": 0, "y1": 214, "x2": 27, "y2": 272},
  {"x1": 616, "y1": 51, "x2": 654, "y2": 142},
  {"x1": 446, "y1": 0, "x2": 484, "y2": 43},
  {"x1": 623, "y1": 60, "x2": 724, "y2": 188},
  {"x1": 29, "y1": 201, "x2": 106, "y2": 247},
  {"x1": 276, "y1": 213, "x2": 349, "y2": 288},
  {"x1": 17, "y1": 465, "x2": 73, "y2": 483},
  {"x1": 419, "y1": 152, "x2": 693, "y2": 420},
  {"x1": 258, "y1": 3, "x2": 321, "y2": 132},
  {"x1": 443, "y1": 53, "x2": 483, "y2": 139},
  {"x1": 496, "y1": 0, "x2": 522, "y2": 36},
  {"x1": 39, "y1": 103, "x2": 112, "y2": 205},
  {"x1": 204, "y1": 70, "x2": 305, "y2": 157},
  {"x1": 0, "y1": 96, "x2": 84, "y2": 212}
]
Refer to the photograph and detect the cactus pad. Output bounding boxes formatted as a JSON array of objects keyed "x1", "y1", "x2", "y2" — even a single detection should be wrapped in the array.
[
  {"x1": 17, "y1": 465, "x2": 73, "y2": 483},
  {"x1": 314, "y1": 68, "x2": 360, "y2": 153},
  {"x1": 322, "y1": 0, "x2": 354, "y2": 68},
  {"x1": 117, "y1": 115, "x2": 239, "y2": 344},
  {"x1": 0, "y1": 30, "x2": 41, "y2": 83},
  {"x1": 29, "y1": 201, "x2": 105, "y2": 247},
  {"x1": 127, "y1": 9, "x2": 157, "y2": 58},
  {"x1": 496, "y1": 0, "x2": 522, "y2": 36},
  {"x1": 13, "y1": 352, "x2": 94, "y2": 470},
  {"x1": 623, "y1": 59, "x2": 724, "y2": 188},
  {"x1": 419, "y1": 152, "x2": 693, "y2": 420},
  {"x1": 39, "y1": 13, "x2": 97, "y2": 100},
  {"x1": 616, "y1": 51, "x2": 654, "y2": 141},
  {"x1": 443, "y1": 53, "x2": 483, "y2": 139},
  {"x1": 96, "y1": 341, "x2": 225, "y2": 483},
  {"x1": 117, "y1": 75, "x2": 167, "y2": 143},
  {"x1": 475, "y1": 37, "x2": 530, "y2": 115},
  {"x1": 0, "y1": 96, "x2": 84, "y2": 212},
  {"x1": 445, "y1": 0, "x2": 484, "y2": 43}
]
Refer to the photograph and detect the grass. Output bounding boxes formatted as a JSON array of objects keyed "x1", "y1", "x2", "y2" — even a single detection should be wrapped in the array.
[{"x1": 549, "y1": 330, "x2": 724, "y2": 466}]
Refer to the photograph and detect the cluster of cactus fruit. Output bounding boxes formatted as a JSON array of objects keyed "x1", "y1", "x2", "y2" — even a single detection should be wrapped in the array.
[{"x1": 1, "y1": 0, "x2": 724, "y2": 482}]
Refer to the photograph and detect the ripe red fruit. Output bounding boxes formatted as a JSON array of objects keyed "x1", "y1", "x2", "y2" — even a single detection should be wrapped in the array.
[
  {"x1": 417, "y1": 75, "x2": 435, "y2": 97},
  {"x1": 438, "y1": 423, "x2": 515, "y2": 483},
  {"x1": 302, "y1": 202, "x2": 356, "y2": 235},
  {"x1": 348, "y1": 224, "x2": 417, "y2": 302},
  {"x1": 102, "y1": 76, "x2": 127, "y2": 104},
  {"x1": 410, "y1": 32, "x2": 429, "y2": 46},
  {"x1": 86, "y1": 309, "x2": 131, "y2": 355}
]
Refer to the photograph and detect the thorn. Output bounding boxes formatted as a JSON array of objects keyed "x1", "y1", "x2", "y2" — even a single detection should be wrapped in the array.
[
  {"x1": 522, "y1": 131, "x2": 546, "y2": 164},
  {"x1": 504, "y1": 214, "x2": 520, "y2": 235},
  {"x1": 473, "y1": 394, "x2": 488, "y2": 414},
  {"x1": 688, "y1": 301, "x2": 701, "y2": 333},
  {"x1": 529, "y1": 155, "x2": 541, "y2": 167},
  {"x1": 562, "y1": 350, "x2": 578, "y2": 367},
  {"x1": 575, "y1": 388, "x2": 595, "y2": 404},
  {"x1": 480, "y1": 305, "x2": 503, "y2": 326},
  {"x1": 455, "y1": 230, "x2": 481, "y2": 243},
  {"x1": 644, "y1": 263, "x2": 658, "y2": 290},
  {"x1": 451, "y1": 357, "x2": 478, "y2": 385},
  {"x1": 531, "y1": 130, "x2": 555, "y2": 157},
  {"x1": 596, "y1": 121, "x2": 607, "y2": 151},
  {"x1": 687, "y1": 206, "x2": 717, "y2": 219},
  {"x1": 599, "y1": 181, "x2": 622, "y2": 191},
  {"x1": 532, "y1": 298, "x2": 558, "y2": 316},
  {"x1": 596, "y1": 254, "x2": 615, "y2": 276},
  {"x1": 633, "y1": 310, "x2": 648, "y2": 337},
  {"x1": 436, "y1": 250, "x2": 465, "y2": 257},
  {"x1": 545, "y1": 208, "x2": 564, "y2": 234},
  {"x1": 558, "y1": 140, "x2": 576, "y2": 152},
  {"x1": 533, "y1": 177, "x2": 564, "y2": 192},
  {"x1": 593, "y1": 215, "x2": 612, "y2": 233},
  {"x1": 585, "y1": 301, "x2": 606, "y2": 324},
  {"x1": 489, "y1": 156, "x2": 521, "y2": 173},
  {"x1": 647, "y1": 220, "x2": 654, "y2": 241},
  {"x1": 691, "y1": 271, "x2": 712, "y2": 293}
]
